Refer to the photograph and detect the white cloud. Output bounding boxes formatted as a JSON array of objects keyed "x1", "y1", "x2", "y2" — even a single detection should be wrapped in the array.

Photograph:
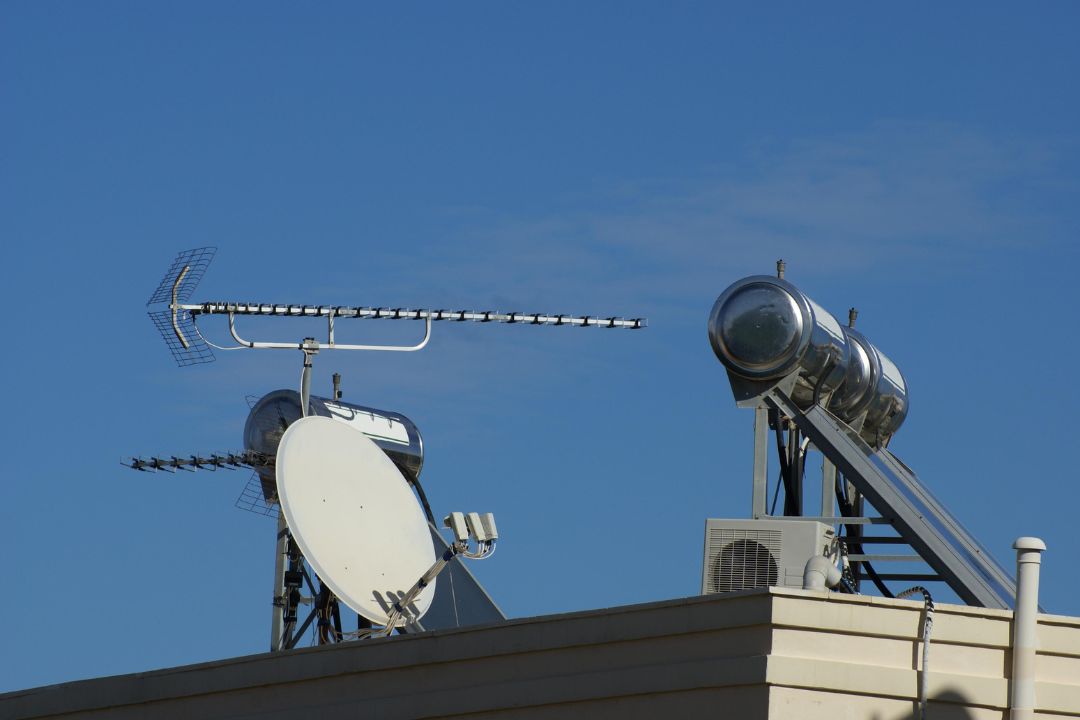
[
  {"x1": 408, "y1": 122, "x2": 1075, "y2": 314},
  {"x1": 140, "y1": 122, "x2": 1078, "y2": 435}
]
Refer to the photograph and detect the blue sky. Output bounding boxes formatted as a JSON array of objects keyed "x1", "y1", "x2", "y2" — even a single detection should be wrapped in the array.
[{"x1": 2, "y1": 2, "x2": 1078, "y2": 691}]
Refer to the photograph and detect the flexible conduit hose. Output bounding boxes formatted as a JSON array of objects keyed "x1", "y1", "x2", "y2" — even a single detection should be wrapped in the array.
[{"x1": 896, "y1": 586, "x2": 935, "y2": 720}]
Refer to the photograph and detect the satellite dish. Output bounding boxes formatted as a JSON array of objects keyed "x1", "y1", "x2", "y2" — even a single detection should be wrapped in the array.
[{"x1": 275, "y1": 415, "x2": 437, "y2": 626}]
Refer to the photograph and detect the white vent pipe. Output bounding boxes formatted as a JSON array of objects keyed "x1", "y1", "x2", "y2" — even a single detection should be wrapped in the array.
[
  {"x1": 802, "y1": 555, "x2": 842, "y2": 591},
  {"x1": 1010, "y1": 537, "x2": 1046, "y2": 720}
]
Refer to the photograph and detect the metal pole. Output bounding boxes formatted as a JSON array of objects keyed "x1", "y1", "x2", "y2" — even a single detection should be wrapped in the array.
[
  {"x1": 300, "y1": 340, "x2": 317, "y2": 417},
  {"x1": 821, "y1": 457, "x2": 836, "y2": 517},
  {"x1": 1010, "y1": 537, "x2": 1046, "y2": 720},
  {"x1": 752, "y1": 407, "x2": 769, "y2": 517},
  {"x1": 270, "y1": 514, "x2": 288, "y2": 651},
  {"x1": 281, "y1": 540, "x2": 302, "y2": 648},
  {"x1": 850, "y1": 483, "x2": 863, "y2": 592}
]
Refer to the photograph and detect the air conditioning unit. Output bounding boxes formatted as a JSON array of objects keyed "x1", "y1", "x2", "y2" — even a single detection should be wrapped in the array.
[{"x1": 701, "y1": 518, "x2": 835, "y2": 594}]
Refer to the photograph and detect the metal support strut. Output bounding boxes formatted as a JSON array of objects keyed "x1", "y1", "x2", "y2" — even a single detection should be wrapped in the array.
[{"x1": 299, "y1": 340, "x2": 318, "y2": 418}]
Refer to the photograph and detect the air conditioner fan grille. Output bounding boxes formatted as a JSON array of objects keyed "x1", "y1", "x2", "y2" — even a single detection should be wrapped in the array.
[{"x1": 708, "y1": 529, "x2": 781, "y2": 593}]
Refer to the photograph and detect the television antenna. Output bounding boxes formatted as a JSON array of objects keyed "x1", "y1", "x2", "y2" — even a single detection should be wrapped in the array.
[
  {"x1": 131, "y1": 247, "x2": 646, "y2": 649},
  {"x1": 146, "y1": 247, "x2": 644, "y2": 414}
]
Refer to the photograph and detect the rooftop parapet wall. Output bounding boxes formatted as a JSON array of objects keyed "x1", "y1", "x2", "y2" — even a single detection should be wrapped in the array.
[
  {"x1": 2, "y1": 588, "x2": 1078, "y2": 720},
  {"x1": 766, "y1": 588, "x2": 1080, "y2": 719}
]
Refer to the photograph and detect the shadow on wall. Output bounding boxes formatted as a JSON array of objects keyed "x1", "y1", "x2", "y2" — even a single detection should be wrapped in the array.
[{"x1": 873, "y1": 690, "x2": 982, "y2": 720}]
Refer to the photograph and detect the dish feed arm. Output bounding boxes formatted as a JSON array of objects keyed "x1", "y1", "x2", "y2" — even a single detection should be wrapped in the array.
[{"x1": 378, "y1": 512, "x2": 498, "y2": 635}]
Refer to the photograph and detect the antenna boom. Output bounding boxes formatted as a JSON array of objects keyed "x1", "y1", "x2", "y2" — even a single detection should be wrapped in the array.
[
  {"x1": 182, "y1": 302, "x2": 646, "y2": 329},
  {"x1": 146, "y1": 247, "x2": 646, "y2": 366},
  {"x1": 126, "y1": 450, "x2": 271, "y2": 473}
]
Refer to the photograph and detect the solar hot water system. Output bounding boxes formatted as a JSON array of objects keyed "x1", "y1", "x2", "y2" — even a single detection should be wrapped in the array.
[{"x1": 701, "y1": 260, "x2": 1018, "y2": 611}]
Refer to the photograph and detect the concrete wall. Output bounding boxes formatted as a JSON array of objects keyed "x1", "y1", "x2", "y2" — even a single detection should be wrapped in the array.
[
  {"x1": 765, "y1": 589, "x2": 1080, "y2": 719},
  {"x1": 3, "y1": 588, "x2": 1078, "y2": 719}
]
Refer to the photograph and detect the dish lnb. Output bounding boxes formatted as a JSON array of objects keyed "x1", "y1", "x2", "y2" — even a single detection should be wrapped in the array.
[
  {"x1": 445, "y1": 512, "x2": 498, "y2": 545},
  {"x1": 708, "y1": 274, "x2": 908, "y2": 446}
]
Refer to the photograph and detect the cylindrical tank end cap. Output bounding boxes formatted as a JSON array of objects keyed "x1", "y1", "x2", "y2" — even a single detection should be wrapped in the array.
[{"x1": 709, "y1": 281, "x2": 804, "y2": 377}]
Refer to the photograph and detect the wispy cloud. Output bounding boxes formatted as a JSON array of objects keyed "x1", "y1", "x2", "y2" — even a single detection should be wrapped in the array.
[
  {"x1": 169, "y1": 122, "x2": 1078, "y2": 417},
  {"x1": 411, "y1": 122, "x2": 1076, "y2": 313}
]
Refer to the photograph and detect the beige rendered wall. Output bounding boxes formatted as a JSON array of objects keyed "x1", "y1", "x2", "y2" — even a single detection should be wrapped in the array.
[
  {"x1": 2, "y1": 588, "x2": 1078, "y2": 719},
  {"x1": 1, "y1": 592, "x2": 775, "y2": 720},
  {"x1": 765, "y1": 588, "x2": 1080, "y2": 719}
]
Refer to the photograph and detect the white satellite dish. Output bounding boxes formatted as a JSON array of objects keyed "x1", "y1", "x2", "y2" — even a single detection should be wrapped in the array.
[{"x1": 275, "y1": 416, "x2": 437, "y2": 626}]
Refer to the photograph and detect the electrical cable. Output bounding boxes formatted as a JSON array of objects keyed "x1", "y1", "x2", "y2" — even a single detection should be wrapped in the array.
[
  {"x1": 811, "y1": 356, "x2": 836, "y2": 408},
  {"x1": 796, "y1": 431, "x2": 808, "y2": 509},
  {"x1": 836, "y1": 538, "x2": 858, "y2": 593},
  {"x1": 193, "y1": 322, "x2": 246, "y2": 351},
  {"x1": 834, "y1": 476, "x2": 893, "y2": 598},
  {"x1": 299, "y1": 363, "x2": 307, "y2": 417},
  {"x1": 410, "y1": 476, "x2": 436, "y2": 525},
  {"x1": 861, "y1": 556, "x2": 895, "y2": 599},
  {"x1": 773, "y1": 416, "x2": 797, "y2": 516},
  {"x1": 785, "y1": 426, "x2": 801, "y2": 515},
  {"x1": 777, "y1": 423, "x2": 798, "y2": 515},
  {"x1": 769, "y1": 470, "x2": 784, "y2": 515},
  {"x1": 896, "y1": 586, "x2": 934, "y2": 720},
  {"x1": 774, "y1": 415, "x2": 790, "y2": 479}
]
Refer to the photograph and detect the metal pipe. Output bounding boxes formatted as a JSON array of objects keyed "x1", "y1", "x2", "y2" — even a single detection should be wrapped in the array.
[
  {"x1": 1010, "y1": 537, "x2": 1046, "y2": 720},
  {"x1": 270, "y1": 516, "x2": 289, "y2": 651},
  {"x1": 751, "y1": 407, "x2": 769, "y2": 518},
  {"x1": 300, "y1": 350, "x2": 314, "y2": 418},
  {"x1": 821, "y1": 457, "x2": 836, "y2": 517},
  {"x1": 226, "y1": 310, "x2": 433, "y2": 352}
]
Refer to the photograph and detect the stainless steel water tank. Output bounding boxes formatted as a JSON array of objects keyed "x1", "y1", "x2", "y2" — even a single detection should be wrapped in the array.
[
  {"x1": 244, "y1": 389, "x2": 424, "y2": 501},
  {"x1": 845, "y1": 328, "x2": 908, "y2": 445},
  {"x1": 709, "y1": 275, "x2": 909, "y2": 445},
  {"x1": 708, "y1": 275, "x2": 850, "y2": 407},
  {"x1": 831, "y1": 326, "x2": 875, "y2": 418}
]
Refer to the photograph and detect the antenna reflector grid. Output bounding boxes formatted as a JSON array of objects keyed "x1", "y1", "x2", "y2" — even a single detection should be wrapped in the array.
[
  {"x1": 146, "y1": 246, "x2": 217, "y2": 306},
  {"x1": 235, "y1": 472, "x2": 281, "y2": 517},
  {"x1": 148, "y1": 308, "x2": 215, "y2": 366},
  {"x1": 146, "y1": 247, "x2": 218, "y2": 366}
]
